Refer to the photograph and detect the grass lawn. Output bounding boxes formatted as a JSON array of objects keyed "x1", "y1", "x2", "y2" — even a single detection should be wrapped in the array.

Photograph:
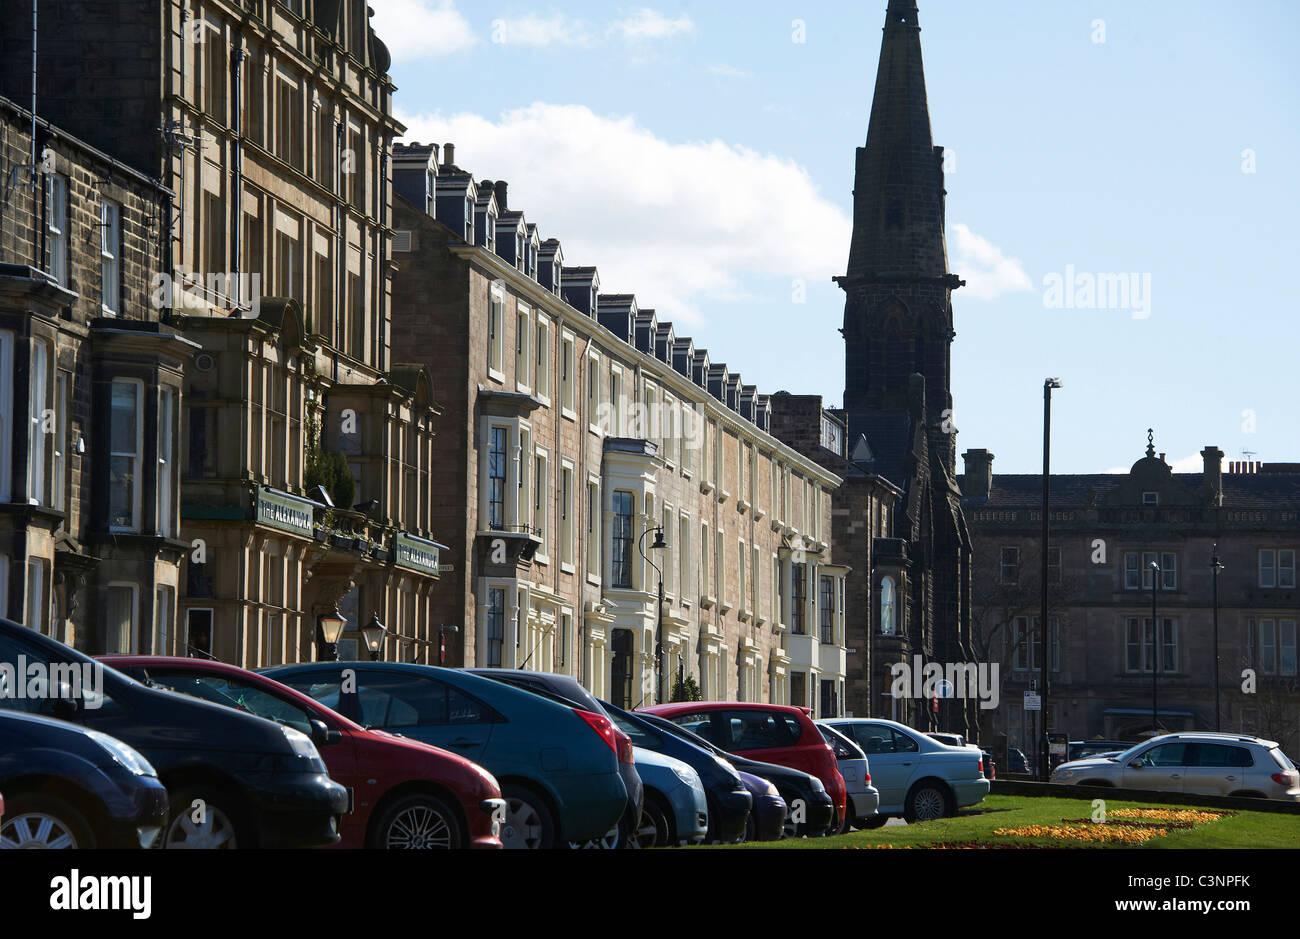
[{"x1": 710, "y1": 795, "x2": 1300, "y2": 849}]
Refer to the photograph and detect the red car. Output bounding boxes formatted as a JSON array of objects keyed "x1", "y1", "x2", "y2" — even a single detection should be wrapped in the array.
[
  {"x1": 100, "y1": 656, "x2": 505, "y2": 850},
  {"x1": 639, "y1": 702, "x2": 847, "y2": 830}
]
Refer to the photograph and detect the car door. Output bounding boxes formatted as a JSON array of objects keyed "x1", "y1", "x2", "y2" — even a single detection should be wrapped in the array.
[
  {"x1": 1182, "y1": 743, "x2": 1251, "y2": 796},
  {"x1": 843, "y1": 723, "x2": 917, "y2": 811},
  {"x1": 710, "y1": 709, "x2": 809, "y2": 774},
  {"x1": 350, "y1": 670, "x2": 495, "y2": 764},
  {"x1": 1120, "y1": 742, "x2": 1188, "y2": 792}
]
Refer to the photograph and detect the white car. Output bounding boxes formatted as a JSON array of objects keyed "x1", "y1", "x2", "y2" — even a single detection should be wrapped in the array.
[
  {"x1": 822, "y1": 718, "x2": 990, "y2": 824},
  {"x1": 816, "y1": 722, "x2": 880, "y2": 830}
]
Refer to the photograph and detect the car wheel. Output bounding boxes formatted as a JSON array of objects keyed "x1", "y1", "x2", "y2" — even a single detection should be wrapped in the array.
[
  {"x1": 824, "y1": 805, "x2": 849, "y2": 836},
  {"x1": 500, "y1": 785, "x2": 554, "y2": 850},
  {"x1": 904, "y1": 782, "x2": 953, "y2": 824},
  {"x1": 163, "y1": 787, "x2": 247, "y2": 849},
  {"x1": 0, "y1": 794, "x2": 96, "y2": 849},
  {"x1": 859, "y1": 815, "x2": 889, "y2": 829},
  {"x1": 370, "y1": 794, "x2": 463, "y2": 849},
  {"x1": 631, "y1": 798, "x2": 672, "y2": 848},
  {"x1": 742, "y1": 810, "x2": 757, "y2": 842}
]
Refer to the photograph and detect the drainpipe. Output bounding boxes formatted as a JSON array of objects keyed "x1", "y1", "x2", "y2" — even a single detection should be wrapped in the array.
[{"x1": 231, "y1": 44, "x2": 244, "y2": 296}]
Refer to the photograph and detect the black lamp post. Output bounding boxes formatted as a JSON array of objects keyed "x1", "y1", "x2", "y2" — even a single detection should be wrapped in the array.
[
  {"x1": 639, "y1": 524, "x2": 668, "y2": 704},
  {"x1": 361, "y1": 612, "x2": 386, "y2": 662},
  {"x1": 318, "y1": 608, "x2": 345, "y2": 662},
  {"x1": 1150, "y1": 560, "x2": 1161, "y2": 734},
  {"x1": 1212, "y1": 547, "x2": 1224, "y2": 731},
  {"x1": 438, "y1": 625, "x2": 459, "y2": 667},
  {"x1": 1039, "y1": 377, "x2": 1062, "y2": 780}
]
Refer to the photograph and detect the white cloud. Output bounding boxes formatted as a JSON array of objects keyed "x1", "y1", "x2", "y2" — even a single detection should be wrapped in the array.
[
  {"x1": 610, "y1": 9, "x2": 696, "y2": 42},
  {"x1": 950, "y1": 223, "x2": 1034, "y2": 301},
  {"x1": 371, "y1": 0, "x2": 476, "y2": 61},
  {"x1": 490, "y1": 13, "x2": 594, "y2": 47},
  {"x1": 397, "y1": 103, "x2": 850, "y2": 326},
  {"x1": 707, "y1": 64, "x2": 753, "y2": 79}
]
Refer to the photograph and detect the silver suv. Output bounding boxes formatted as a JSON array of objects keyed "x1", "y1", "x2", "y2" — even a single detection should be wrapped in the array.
[{"x1": 1050, "y1": 732, "x2": 1300, "y2": 801}]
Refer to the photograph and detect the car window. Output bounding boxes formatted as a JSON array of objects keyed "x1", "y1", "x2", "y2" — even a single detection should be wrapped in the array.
[
  {"x1": 0, "y1": 632, "x2": 118, "y2": 715},
  {"x1": 1191, "y1": 744, "x2": 1253, "y2": 768},
  {"x1": 716, "y1": 711, "x2": 798, "y2": 750},
  {"x1": 1270, "y1": 749, "x2": 1295, "y2": 771},
  {"x1": 1137, "y1": 743, "x2": 1188, "y2": 766},
  {"x1": 273, "y1": 673, "x2": 357, "y2": 722},
  {"x1": 607, "y1": 710, "x2": 661, "y2": 749},
  {"x1": 668, "y1": 713, "x2": 719, "y2": 744},
  {"x1": 150, "y1": 672, "x2": 313, "y2": 735},
  {"x1": 891, "y1": 728, "x2": 920, "y2": 753}
]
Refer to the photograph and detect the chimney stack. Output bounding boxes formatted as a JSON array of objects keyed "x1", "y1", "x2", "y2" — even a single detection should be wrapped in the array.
[
  {"x1": 1201, "y1": 445, "x2": 1223, "y2": 505},
  {"x1": 493, "y1": 180, "x2": 508, "y2": 210},
  {"x1": 442, "y1": 143, "x2": 455, "y2": 167},
  {"x1": 961, "y1": 449, "x2": 994, "y2": 500}
]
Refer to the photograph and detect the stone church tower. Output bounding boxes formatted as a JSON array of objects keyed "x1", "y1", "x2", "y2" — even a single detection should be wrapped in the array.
[{"x1": 835, "y1": 0, "x2": 975, "y2": 735}]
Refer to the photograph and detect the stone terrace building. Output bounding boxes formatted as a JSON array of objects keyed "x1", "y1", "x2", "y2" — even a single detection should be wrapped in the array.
[
  {"x1": 961, "y1": 437, "x2": 1300, "y2": 757},
  {"x1": 3, "y1": 1, "x2": 446, "y2": 664},
  {"x1": 391, "y1": 143, "x2": 849, "y2": 713},
  {"x1": 1, "y1": 94, "x2": 187, "y2": 651}
]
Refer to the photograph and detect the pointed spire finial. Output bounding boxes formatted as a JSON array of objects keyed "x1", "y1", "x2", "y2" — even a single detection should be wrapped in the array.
[{"x1": 1146, "y1": 428, "x2": 1156, "y2": 458}]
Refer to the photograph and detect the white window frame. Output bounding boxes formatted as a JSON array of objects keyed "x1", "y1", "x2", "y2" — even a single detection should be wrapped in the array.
[
  {"x1": 100, "y1": 199, "x2": 121, "y2": 315},
  {"x1": 47, "y1": 174, "x2": 68, "y2": 287},
  {"x1": 105, "y1": 582, "x2": 139, "y2": 654},
  {"x1": 534, "y1": 315, "x2": 551, "y2": 405},
  {"x1": 109, "y1": 379, "x2": 144, "y2": 532},
  {"x1": 0, "y1": 331, "x2": 12, "y2": 502},
  {"x1": 53, "y1": 371, "x2": 67, "y2": 513},
  {"x1": 28, "y1": 340, "x2": 48, "y2": 506},
  {"x1": 157, "y1": 386, "x2": 175, "y2": 537},
  {"x1": 533, "y1": 445, "x2": 549, "y2": 562},
  {"x1": 559, "y1": 330, "x2": 576, "y2": 419},
  {"x1": 515, "y1": 302, "x2": 532, "y2": 393},
  {"x1": 586, "y1": 351, "x2": 602, "y2": 435},
  {"x1": 586, "y1": 476, "x2": 602, "y2": 585},
  {"x1": 487, "y1": 285, "x2": 505, "y2": 381},
  {"x1": 560, "y1": 461, "x2": 575, "y2": 572}
]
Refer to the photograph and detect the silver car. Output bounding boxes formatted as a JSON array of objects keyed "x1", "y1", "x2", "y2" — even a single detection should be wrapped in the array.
[
  {"x1": 816, "y1": 722, "x2": 880, "y2": 830},
  {"x1": 1050, "y1": 732, "x2": 1300, "y2": 801}
]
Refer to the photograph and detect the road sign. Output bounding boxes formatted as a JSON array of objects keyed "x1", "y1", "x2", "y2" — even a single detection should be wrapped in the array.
[
  {"x1": 1024, "y1": 691, "x2": 1042, "y2": 711},
  {"x1": 936, "y1": 679, "x2": 955, "y2": 698}
]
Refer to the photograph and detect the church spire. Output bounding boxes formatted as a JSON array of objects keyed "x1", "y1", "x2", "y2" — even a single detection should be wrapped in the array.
[{"x1": 845, "y1": 0, "x2": 951, "y2": 282}]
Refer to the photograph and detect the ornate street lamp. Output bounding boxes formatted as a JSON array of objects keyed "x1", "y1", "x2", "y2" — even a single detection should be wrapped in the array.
[
  {"x1": 318, "y1": 608, "x2": 345, "y2": 662},
  {"x1": 438, "y1": 625, "x2": 460, "y2": 667},
  {"x1": 361, "y1": 612, "x2": 387, "y2": 662},
  {"x1": 639, "y1": 525, "x2": 668, "y2": 703},
  {"x1": 1150, "y1": 560, "x2": 1161, "y2": 734},
  {"x1": 1212, "y1": 548, "x2": 1225, "y2": 731}
]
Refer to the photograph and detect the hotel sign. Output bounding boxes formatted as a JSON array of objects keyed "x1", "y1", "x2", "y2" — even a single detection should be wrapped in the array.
[
  {"x1": 256, "y1": 487, "x2": 315, "y2": 537},
  {"x1": 395, "y1": 533, "x2": 443, "y2": 576}
]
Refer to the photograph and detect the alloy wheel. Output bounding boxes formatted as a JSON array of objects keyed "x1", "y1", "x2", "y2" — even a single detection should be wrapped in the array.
[
  {"x1": 502, "y1": 797, "x2": 544, "y2": 850},
  {"x1": 165, "y1": 804, "x2": 238, "y2": 849},
  {"x1": 0, "y1": 814, "x2": 79, "y2": 849},
  {"x1": 385, "y1": 804, "x2": 453, "y2": 849}
]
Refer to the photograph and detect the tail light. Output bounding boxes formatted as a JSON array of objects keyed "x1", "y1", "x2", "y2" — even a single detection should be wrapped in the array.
[
  {"x1": 614, "y1": 729, "x2": 635, "y2": 764},
  {"x1": 977, "y1": 759, "x2": 984, "y2": 776},
  {"x1": 1271, "y1": 772, "x2": 1297, "y2": 786},
  {"x1": 864, "y1": 773, "x2": 871, "y2": 785},
  {"x1": 575, "y1": 709, "x2": 626, "y2": 761}
]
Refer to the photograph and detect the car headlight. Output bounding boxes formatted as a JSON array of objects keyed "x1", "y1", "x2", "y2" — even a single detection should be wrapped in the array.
[
  {"x1": 764, "y1": 781, "x2": 781, "y2": 798},
  {"x1": 88, "y1": 731, "x2": 156, "y2": 777},
  {"x1": 670, "y1": 764, "x2": 700, "y2": 787},
  {"x1": 281, "y1": 726, "x2": 322, "y2": 761},
  {"x1": 1054, "y1": 769, "x2": 1073, "y2": 780}
]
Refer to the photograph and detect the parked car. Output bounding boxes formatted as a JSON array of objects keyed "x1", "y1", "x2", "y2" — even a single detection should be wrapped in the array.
[
  {"x1": 637, "y1": 711, "x2": 834, "y2": 837},
  {"x1": 0, "y1": 710, "x2": 168, "y2": 849},
  {"x1": 466, "y1": 669, "x2": 643, "y2": 845},
  {"x1": 599, "y1": 699, "x2": 754, "y2": 843},
  {"x1": 264, "y1": 662, "x2": 629, "y2": 848},
  {"x1": 640, "y1": 702, "x2": 848, "y2": 830},
  {"x1": 0, "y1": 620, "x2": 346, "y2": 849},
  {"x1": 737, "y1": 771, "x2": 788, "y2": 842},
  {"x1": 623, "y1": 748, "x2": 708, "y2": 847},
  {"x1": 1005, "y1": 747, "x2": 1031, "y2": 774},
  {"x1": 822, "y1": 717, "x2": 990, "y2": 824},
  {"x1": 817, "y1": 721, "x2": 880, "y2": 831},
  {"x1": 928, "y1": 731, "x2": 997, "y2": 783},
  {"x1": 1050, "y1": 732, "x2": 1300, "y2": 801},
  {"x1": 927, "y1": 732, "x2": 966, "y2": 748},
  {"x1": 1068, "y1": 739, "x2": 1131, "y2": 763},
  {"x1": 104, "y1": 656, "x2": 505, "y2": 849}
]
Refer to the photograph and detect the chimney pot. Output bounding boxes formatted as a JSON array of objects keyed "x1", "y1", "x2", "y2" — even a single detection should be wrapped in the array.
[
  {"x1": 443, "y1": 142, "x2": 455, "y2": 166},
  {"x1": 493, "y1": 180, "x2": 508, "y2": 210},
  {"x1": 961, "y1": 448, "x2": 994, "y2": 500}
]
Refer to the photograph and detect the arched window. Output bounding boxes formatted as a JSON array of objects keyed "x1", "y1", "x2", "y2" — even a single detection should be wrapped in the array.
[{"x1": 880, "y1": 576, "x2": 896, "y2": 636}]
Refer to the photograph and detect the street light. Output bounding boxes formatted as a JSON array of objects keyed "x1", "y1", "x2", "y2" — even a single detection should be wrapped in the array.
[
  {"x1": 1212, "y1": 548, "x2": 1225, "y2": 731},
  {"x1": 438, "y1": 625, "x2": 459, "y2": 667},
  {"x1": 639, "y1": 524, "x2": 668, "y2": 704},
  {"x1": 1039, "y1": 377, "x2": 1062, "y2": 780},
  {"x1": 361, "y1": 612, "x2": 387, "y2": 662},
  {"x1": 318, "y1": 608, "x2": 345, "y2": 662},
  {"x1": 1150, "y1": 560, "x2": 1161, "y2": 735}
]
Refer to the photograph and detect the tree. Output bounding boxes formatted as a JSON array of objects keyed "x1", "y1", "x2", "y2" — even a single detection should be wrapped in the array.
[{"x1": 671, "y1": 674, "x2": 702, "y2": 702}]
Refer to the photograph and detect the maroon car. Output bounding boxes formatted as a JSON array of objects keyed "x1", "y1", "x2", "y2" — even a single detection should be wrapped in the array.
[{"x1": 101, "y1": 656, "x2": 505, "y2": 850}]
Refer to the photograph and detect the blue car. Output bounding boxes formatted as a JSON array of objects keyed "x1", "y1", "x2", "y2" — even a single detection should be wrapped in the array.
[
  {"x1": 628, "y1": 747, "x2": 708, "y2": 848},
  {"x1": 264, "y1": 663, "x2": 629, "y2": 849}
]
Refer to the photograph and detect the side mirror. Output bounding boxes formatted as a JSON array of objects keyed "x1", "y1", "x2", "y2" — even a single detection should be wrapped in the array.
[
  {"x1": 1128, "y1": 760, "x2": 1144, "y2": 769},
  {"x1": 309, "y1": 718, "x2": 340, "y2": 747}
]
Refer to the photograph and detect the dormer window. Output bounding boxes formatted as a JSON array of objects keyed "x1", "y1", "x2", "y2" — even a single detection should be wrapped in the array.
[
  {"x1": 1142, "y1": 491, "x2": 1159, "y2": 506},
  {"x1": 528, "y1": 243, "x2": 538, "y2": 278},
  {"x1": 464, "y1": 199, "x2": 474, "y2": 242},
  {"x1": 516, "y1": 232, "x2": 525, "y2": 270},
  {"x1": 552, "y1": 260, "x2": 562, "y2": 294},
  {"x1": 426, "y1": 170, "x2": 436, "y2": 214},
  {"x1": 589, "y1": 286, "x2": 597, "y2": 314},
  {"x1": 486, "y1": 214, "x2": 496, "y2": 252}
]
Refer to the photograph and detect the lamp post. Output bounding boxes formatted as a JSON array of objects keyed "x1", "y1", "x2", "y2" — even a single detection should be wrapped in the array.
[
  {"x1": 1150, "y1": 560, "x2": 1161, "y2": 734},
  {"x1": 1039, "y1": 378, "x2": 1062, "y2": 780},
  {"x1": 438, "y1": 625, "x2": 459, "y2": 667},
  {"x1": 318, "y1": 608, "x2": 345, "y2": 662},
  {"x1": 638, "y1": 524, "x2": 668, "y2": 704},
  {"x1": 1212, "y1": 547, "x2": 1224, "y2": 731},
  {"x1": 361, "y1": 612, "x2": 386, "y2": 662}
]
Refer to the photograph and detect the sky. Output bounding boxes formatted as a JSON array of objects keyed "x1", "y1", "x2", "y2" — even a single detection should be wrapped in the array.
[{"x1": 372, "y1": 0, "x2": 1300, "y2": 475}]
